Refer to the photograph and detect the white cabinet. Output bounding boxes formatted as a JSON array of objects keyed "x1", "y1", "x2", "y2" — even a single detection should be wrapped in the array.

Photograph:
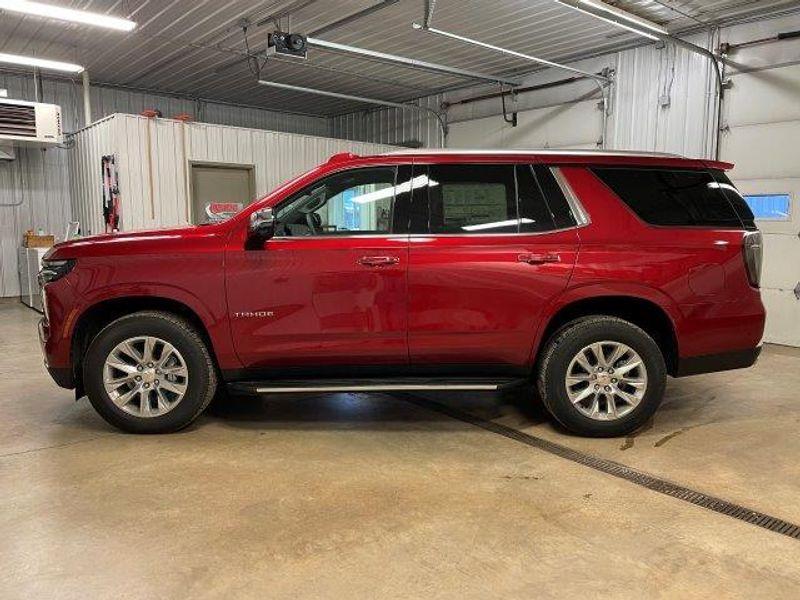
[{"x1": 18, "y1": 247, "x2": 49, "y2": 312}]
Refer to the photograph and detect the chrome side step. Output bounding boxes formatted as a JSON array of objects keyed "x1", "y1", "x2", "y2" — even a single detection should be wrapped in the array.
[
  {"x1": 255, "y1": 384, "x2": 500, "y2": 393},
  {"x1": 228, "y1": 378, "x2": 525, "y2": 395}
]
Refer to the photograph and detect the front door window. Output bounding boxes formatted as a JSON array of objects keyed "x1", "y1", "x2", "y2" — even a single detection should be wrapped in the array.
[{"x1": 275, "y1": 167, "x2": 397, "y2": 236}]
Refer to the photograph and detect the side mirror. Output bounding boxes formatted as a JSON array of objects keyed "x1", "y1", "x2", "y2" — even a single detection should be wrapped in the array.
[{"x1": 246, "y1": 207, "x2": 275, "y2": 249}]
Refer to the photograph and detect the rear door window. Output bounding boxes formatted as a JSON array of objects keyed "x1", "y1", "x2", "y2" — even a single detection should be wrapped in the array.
[
  {"x1": 416, "y1": 163, "x2": 581, "y2": 235},
  {"x1": 427, "y1": 164, "x2": 519, "y2": 234},
  {"x1": 592, "y1": 167, "x2": 743, "y2": 228}
]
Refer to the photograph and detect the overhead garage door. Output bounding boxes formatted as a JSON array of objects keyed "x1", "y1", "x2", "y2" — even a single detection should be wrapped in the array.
[
  {"x1": 448, "y1": 99, "x2": 602, "y2": 150},
  {"x1": 720, "y1": 62, "x2": 800, "y2": 347}
]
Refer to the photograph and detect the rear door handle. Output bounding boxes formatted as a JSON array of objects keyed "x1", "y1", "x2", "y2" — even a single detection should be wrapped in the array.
[
  {"x1": 358, "y1": 255, "x2": 400, "y2": 267},
  {"x1": 518, "y1": 253, "x2": 561, "y2": 265}
]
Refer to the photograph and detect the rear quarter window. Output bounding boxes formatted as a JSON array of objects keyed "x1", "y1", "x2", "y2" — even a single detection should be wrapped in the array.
[{"x1": 592, "y1": 167, "x2": 744, "y2": 228}]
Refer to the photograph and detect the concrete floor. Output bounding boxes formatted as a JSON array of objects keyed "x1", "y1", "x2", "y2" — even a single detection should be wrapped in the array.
[{"x1": 1, "y1": 300, "x2": 799, "y2": 599}]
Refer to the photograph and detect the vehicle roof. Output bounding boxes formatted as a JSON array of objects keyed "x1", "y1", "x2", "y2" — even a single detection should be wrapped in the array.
[
  {"x1": 383, "y1": 149, "x2": 682, "y2": 158},
  {"x1": 332, "y1": 148, "x2": 733, "y2": 171}
]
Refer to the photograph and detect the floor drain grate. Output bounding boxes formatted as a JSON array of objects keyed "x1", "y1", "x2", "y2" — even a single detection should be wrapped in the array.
[{"x1": 399, "y1": 394, "x2": 800, "y2": 541}]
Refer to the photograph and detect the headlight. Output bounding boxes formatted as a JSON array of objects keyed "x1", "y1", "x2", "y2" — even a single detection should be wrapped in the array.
[{"x1": 38, "y1": 259, "x2": 75, "y2": 287}]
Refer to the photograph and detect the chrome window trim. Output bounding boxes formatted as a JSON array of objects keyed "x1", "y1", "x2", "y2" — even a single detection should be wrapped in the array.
[
  {"x1": 268, "y1": 234, "x2": 409, "y2": 241},
  {"x1": 406, "y1": 225, "x2": 583, "y2": 239},
  {"x1": 552, "y1": 167, "x2": 591, "y2": 226}
]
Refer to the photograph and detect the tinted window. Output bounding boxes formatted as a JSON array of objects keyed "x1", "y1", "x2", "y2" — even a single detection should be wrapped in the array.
[
  {"x1": 428, "y1": 164, "x2": 518, "y2": 234},
  {"x1": 515, "y1": 165, "x2": 556, "y2": 232},
  {"x1": 275, "y1": 167, "x2": 396, "y2": 236},
  {"x1": 710, "y1": 170, "x2": 757, "y2": 229},
  {"x1": 593, "y1": 168, "x2": 743, "y2": 228},
  {"x1": 531, "y1": 165, "x2": 578, "y2": 230}
]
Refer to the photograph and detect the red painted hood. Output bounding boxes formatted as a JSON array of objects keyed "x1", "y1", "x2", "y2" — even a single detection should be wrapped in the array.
[{"x1": 45, "y1": 223, "x2": 229, "y2": 260}]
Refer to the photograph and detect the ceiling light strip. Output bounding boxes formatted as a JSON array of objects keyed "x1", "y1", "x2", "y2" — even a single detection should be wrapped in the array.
[
  {"x1": 554, "y1": 0, "x2": 664, "y2": 41},
  {"x1": 0, "y1": 0, "x2": 136, "y2": 31},
  {"x1": 0, "y1": 52, "x2": 83, "y2": 73}
]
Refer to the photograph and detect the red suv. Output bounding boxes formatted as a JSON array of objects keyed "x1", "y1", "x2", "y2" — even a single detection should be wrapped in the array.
[{"x1": 38, "y1": 150, "x2": 765, "y2": 437}]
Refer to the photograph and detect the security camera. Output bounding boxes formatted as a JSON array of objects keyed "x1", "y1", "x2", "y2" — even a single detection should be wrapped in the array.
[{"x1": 268, "y1": 31, "x2": 307, "y2": 59}]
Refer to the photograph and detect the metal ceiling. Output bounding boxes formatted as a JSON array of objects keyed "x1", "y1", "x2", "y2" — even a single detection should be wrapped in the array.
[{"x1": 0, "y1": 0, "x2": 797, "y2": 116}]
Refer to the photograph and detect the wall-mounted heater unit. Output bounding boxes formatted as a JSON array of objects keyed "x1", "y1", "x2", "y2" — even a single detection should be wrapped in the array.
[{"x1": 0, "y1": 98, "x2": 63, "y2": 158}]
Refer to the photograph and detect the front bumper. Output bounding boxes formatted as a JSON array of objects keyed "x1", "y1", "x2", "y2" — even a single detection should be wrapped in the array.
[
  {"x1": 40, "y1": 318, "x2": 76, "y2": 390},
  {"x1": 46, "y1": 366, "x2": 75, "y2": 389},
  {"x1": 674, "y1": 346, "x2": 762, "y2": 377}
]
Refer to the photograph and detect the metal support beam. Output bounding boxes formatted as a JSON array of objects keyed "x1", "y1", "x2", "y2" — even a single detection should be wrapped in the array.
[
  {"x1": 306, "y1": 37, "x2": 521, "y2": 86},
  {"x1": 82, "y1": 70, "x2": 92, "y2": 127},
  {"x1": 257, "y1": 79, "x2": 448, "y2": 138},
  {"x1": 423, "y1": 0, "x2": 437, "y2": 28},
  {"x1": 413, "y1": 23, "x2": 610, "y2": 83},
  {"x1": 33, "y1": 67, "x2": 43, "y2": 102}
]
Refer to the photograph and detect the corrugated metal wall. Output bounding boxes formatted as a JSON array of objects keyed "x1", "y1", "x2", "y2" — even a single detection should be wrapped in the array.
[
  {"x1": 610, "y1": 31, "x2": 718, "y2": 159},
  {"x1": 330, "y1": 95, "x2": 446, "y2": 148},
  {"x1": 70, "y1": 114, "x2": 397, "y2": 236},
  {"x1": 0, "y1": 72, "x2": 330, "y2": 297}
]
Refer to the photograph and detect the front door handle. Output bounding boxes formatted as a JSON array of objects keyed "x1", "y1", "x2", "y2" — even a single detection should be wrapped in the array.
[
  {"x1": 518, "y1": 253, "x2": 561, "y2": 265},
  {"x1": 357, "y1": 255, "x2": 400, "y2": 267}
]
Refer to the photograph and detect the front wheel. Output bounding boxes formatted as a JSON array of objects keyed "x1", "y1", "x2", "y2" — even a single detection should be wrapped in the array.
[
  {"x1": 537, "y1": 316, "x2": 666, "y2": 437},
  {"x1": 83, "y1": 311, "x2": 217, "y2": 433}
]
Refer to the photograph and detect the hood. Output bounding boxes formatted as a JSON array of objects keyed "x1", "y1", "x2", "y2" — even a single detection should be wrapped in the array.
[{"x1": 45, "y1": 223, "x2": 228, "y2": 260}]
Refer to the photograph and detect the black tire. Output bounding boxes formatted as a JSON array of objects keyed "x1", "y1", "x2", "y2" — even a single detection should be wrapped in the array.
[
  {"x1": 537, "y1": 316, "x2": 666, "y2": 437},
  {"x1": 83, "y1": 311, "x2": 217, "y2": 434}
]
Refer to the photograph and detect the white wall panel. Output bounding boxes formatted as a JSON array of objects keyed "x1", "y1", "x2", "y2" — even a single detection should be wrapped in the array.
[
  {"x1": 722, "y1": 121, "x2": 800, "y2": 181},
  {"x1": 720, "y1": 36, "x2": 800, "y2": 346},
  {"x1": 69, "y1": 115, "x2": 398, "y2": 236}
]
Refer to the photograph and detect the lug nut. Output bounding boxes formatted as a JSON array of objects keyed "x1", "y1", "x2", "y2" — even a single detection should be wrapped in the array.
[
  {"x1": 147, "y1": 362, "x2": 154, "y2": 368},
  {"x1": 154, "y1": 380, "x2": 159, "y2": 386},
  {"x1": 608, "y1": 368, "x2": 614, "y2": 374},
  {"x1": 143, "y1": 383, "x2": 150, "y2": 389},
  {"x1": 604, "y1": 385, "x2": 611, "y2": 392},
  {"x1": 612, "y1": 378, "x2": 618, "y2": 384},
  {"x1": 137, "y1": 365, "x2": 144, "y2": 372},
  {"x1": 135, "y1": 376, "x2": 142, "y2": 382},
  {"x1": 594, "y1": 384, "x2": 600, "y2": 390}
]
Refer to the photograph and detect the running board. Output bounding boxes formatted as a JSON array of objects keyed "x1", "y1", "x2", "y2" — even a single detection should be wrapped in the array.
[{"x1": 227, "y1": 378, "x2": 526, "y2": 395}]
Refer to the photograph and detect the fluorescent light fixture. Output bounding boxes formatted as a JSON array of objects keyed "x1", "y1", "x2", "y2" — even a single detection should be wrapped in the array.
[
  {"x1": 0, "y1": 0, "x2": 136, "y2": 31},
  {"x1": 554, "y1": 0, "x2": 666, "y2": 41},
  {"x1": 0, "y1": 52, "x2": 83, "y2": 73}
]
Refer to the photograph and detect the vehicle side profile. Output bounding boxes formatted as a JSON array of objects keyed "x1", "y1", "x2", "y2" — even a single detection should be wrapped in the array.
[{"x1": 38, "y1": 150, "x2": 765, "y2": 436}]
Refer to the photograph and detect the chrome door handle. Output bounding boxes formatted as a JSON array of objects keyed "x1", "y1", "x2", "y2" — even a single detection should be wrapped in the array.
[
  {"x1": 518, "y1": 253, "x2": 560, "y2": 265},
  {"x1": 357, "y1": 255, "x2": 400, "y2": 267}
]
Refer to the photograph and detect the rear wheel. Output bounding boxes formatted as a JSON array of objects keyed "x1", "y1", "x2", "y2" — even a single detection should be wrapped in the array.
[
  {"x1": 537, "y1": 316, "x2": 666, "y2": 437},
  {"x1": 83, "y1": 311, "x2": 217, "y2": 433}
]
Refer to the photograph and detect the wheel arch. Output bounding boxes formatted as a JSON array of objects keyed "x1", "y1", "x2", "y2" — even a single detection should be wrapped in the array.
[
  {"x1": 71, "y1": 296, "x2": 218, "y2": 397},
  {"x1": 534, "y1": 294, "x2": 680, "y2": 376}
]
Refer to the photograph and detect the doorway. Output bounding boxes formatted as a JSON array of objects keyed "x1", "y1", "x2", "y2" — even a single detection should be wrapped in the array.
[{"x1": 190, "y1": 163, "x2": 255, "y2": 224}]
